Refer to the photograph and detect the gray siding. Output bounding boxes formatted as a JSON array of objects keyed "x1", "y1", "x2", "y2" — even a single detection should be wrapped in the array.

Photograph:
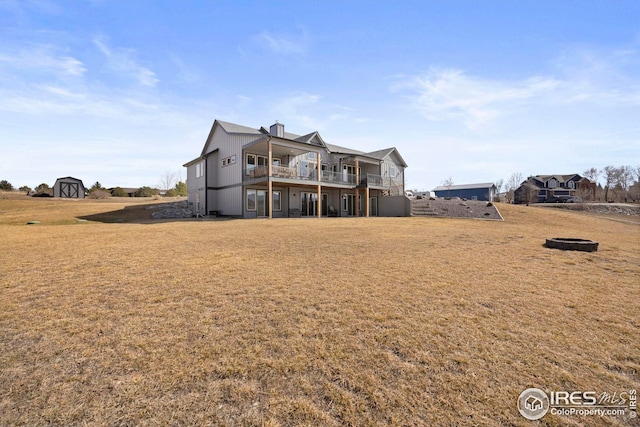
[
  {"x1": 186, "y1": 120, "x2": 408, "y2": 218},
  {"x1": 378, "y1": 195, "x2": 411, "y2": 217},
  {"x1": 208, "y1": 132, "x2": 261, "y2": 188},
  {"x1": 186, "y1": 161, "x2": 206, "y2": 216},
  {"x1": 217, "y1": 186, "x2": 243, "y2": 216},
  {"x1": 53, "y1": 177, "x2": 85, "y2": 199}
]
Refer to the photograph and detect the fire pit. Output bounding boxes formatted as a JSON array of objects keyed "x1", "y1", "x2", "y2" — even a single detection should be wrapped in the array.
[{"x1": 544, "y1": 238, "x2": 598, "y2": 252}]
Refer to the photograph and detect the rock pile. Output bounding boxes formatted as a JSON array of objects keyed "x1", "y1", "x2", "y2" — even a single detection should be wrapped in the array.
[{"x1": 148, "y1": 201, "x2": 193, "y2": 219}]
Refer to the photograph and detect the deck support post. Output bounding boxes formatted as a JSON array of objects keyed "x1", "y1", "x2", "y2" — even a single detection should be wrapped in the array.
[
  {"x1": 317, "y1": 184, "x2": 322, "y2": 219},
  {"x1": 355, "y1": 159, "x2": 360, "y2": 216},
  {"x1": 366, "y1": 187, "x2": 370, "y2": 217},
  {"x1": 317, "y1": 150, "x2": 322, "y2": 219},
  {"x1": 268, "y1": 139, "x2": 273, "y2": 219}
]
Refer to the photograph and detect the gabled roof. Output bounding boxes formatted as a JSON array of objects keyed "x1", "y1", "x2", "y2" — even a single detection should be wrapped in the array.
[
  {"x1": 55, "y1": 177, "x2": 86, "y2": 187},
  {"x1": 218, "y1": 120, "x2": 264, "y2": 135},
  {"x1": 324, "y1": 143, "x2": 365, "y2": 156},
  {"x1": 433, "y1": 182, "x2": 496, "y2": 192},
  {"x1": 323, "y1": 144, "x2": 408, "y2": 167},
  {"x1": 533, "y1": 174, "x2": 581, "y2": 183},
  {"x1": 191, "y1": 119, "x2": 409, "y2": 169},
  {"x1": 364, "y1": 147, "x2": 408, "y2": 168},
  {"x1": 294, "y1": 131, "x2": 326, "y2": 147}
]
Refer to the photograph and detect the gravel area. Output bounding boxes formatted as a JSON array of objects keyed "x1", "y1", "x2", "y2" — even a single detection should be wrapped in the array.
[
  {"x1": 537, "y1": 203, "x2": 640, "y2": 216},
  {"x1": 147, "y1": 201, "x2": 193, "y2": 219},
  {"x1": 414, "y1": 199, "x2": 503, "y2": 220}
]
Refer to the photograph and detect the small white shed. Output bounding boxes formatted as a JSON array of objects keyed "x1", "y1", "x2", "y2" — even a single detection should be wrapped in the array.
[{"x1": 53, "y1": 177, "x2": 86, "y2": 199}]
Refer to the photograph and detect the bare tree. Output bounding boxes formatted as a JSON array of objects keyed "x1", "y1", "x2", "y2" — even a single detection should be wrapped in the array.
[
  {"x1": 618, "y1": 165, "x2": 634, "y2": 202},
  {"x1": 505, "y1": 172, "x2": 523, "y2": 203},
  {"x1": 494, "y1": 179, "x2": 504, "y2": 202},
  {"x1": 160, "y1": 171, "x2": 179, "y2": 192},
  {"x1": 441, "y1": 177, "x2": 453, "y2": 198},
  {"x1": 582, "y1": 167, "x2": 599, "y2": 184},
  {"x1": 601, "y1": 165, "x2": 621, "y2": 202}
]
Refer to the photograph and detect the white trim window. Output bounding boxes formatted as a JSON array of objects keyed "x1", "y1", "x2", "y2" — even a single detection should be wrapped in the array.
[
  {"x1": 246, "y1": 189, "x2": 256, "y2": 211},
  {"x1": 246, "y1": 189, "x2": 281, "y2": 212},
  {"x1": 272, "y1": 191, "x2": 281, "y2": 211},
  {"x1": 246, "y1": 153, "x2": 280, "y2": 175},
  {"x1": 246, "y1": 154, "x2": 256, "y2": 175},
  {"x1": 195, "y1": 161, "x2": 205, "y2": 178}
]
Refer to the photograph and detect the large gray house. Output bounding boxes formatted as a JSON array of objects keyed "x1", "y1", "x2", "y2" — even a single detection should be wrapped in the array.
[
  {"x1": 184, "y1": 120, "x2": 409, "y2": 218},
  {"x1": 514, "y1": 174, "x2": 597, "y2": 204}
]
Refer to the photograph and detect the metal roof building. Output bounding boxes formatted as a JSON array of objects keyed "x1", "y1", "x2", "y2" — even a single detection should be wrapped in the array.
[{"x1": 432, "y1": 182, "x2": 497, "y2": 201}]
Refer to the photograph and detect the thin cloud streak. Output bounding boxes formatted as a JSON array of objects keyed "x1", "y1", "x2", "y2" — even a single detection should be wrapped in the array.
[
  {"x1": 392, "y1": 68, "x2": 560, "y2": 129},
  {"x1": 0, "y1": 46, "x2": 86, "y2": 77},
  {"x1": 93, "y1": 38, "x2": 159, "y2": 87},
  {"x1": 255, "y1": 28, "x2": 308, "y2": 55}
]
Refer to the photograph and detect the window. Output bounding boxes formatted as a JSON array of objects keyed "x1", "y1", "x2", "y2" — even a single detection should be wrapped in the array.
[
  {"x1": 273, "y1": 191, "x2": 281, "y2": 211},
  {"x1": 389, "y1": 166, "x2": 397, "y2": 177},
  {"x1": 246, "y1": 154, "x2": 280, "y2": 174},
  {"x1": 195, "y1": 161, "x2": 204, "y2": 178},
  {"x1": 246, "y1": 189, "x2": 256, "y2": 210},
  {"x1": 246, "y1": 189, "x2": 280, "y2": 212},
  {"x1": 548, "y1": 179, "x2": 557, "y2": 188},
  {"x1": 567, "y1": 180, "x2": 575, "y2": 189},
  {"x1": 246, "y1": 154, "x2": 256, "y2": 175}
]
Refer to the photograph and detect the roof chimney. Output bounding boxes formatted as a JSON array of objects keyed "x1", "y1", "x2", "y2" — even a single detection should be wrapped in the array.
[{"x1": 270, "y1": 121, "x2": 284, "y2": 138}]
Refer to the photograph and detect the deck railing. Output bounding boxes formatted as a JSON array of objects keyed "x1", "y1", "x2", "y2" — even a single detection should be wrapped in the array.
[
  {"x1": 361, "y1": 173, "x2": 403, "y2": 188},
  {"x1": 243, "y1": 168, "x2": 403, "y2": 189},
  {"x1": 321, "y1": 170, "x2": 357, "y2": 185},
  {"x1": 245, "y1": 166, "x2": 317, "y2": 181}
]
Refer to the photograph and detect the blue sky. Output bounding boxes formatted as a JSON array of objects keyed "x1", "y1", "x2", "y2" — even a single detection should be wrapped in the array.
[{"x1": 1, "y1": 0, "x2": 639, "y2": 191}]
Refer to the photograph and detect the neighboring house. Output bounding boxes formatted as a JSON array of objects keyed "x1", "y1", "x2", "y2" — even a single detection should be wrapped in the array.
[
  {"x1": 183, "y1": 120, "x2": 409, "y2": 218},
  {"x1": 53, "y1": 177, "x2": 86, "y2": 199},
  {"x1": 514, "y1": 174, "x2": 596, "y2": 204},
  {"x1": 432, "y1": 182, "x2": 497, "y2": 201}
]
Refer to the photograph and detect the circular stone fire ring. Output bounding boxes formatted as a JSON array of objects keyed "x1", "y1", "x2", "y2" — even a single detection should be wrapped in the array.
[{"x1": 544, "y1": 238, "x2": 599, "y2": 252}]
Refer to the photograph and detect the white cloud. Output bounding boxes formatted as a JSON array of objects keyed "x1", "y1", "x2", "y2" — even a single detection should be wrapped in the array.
[
  {"x1": 93, "y1": 38, "x2": 159, "y2": 87},
  {"x1": 0, "y1": 46, "x2": 86, "y2": 77},
  {"x1": 391, "y1": 68, "x2": 560, "y2": 129},
  {"x1": 392, "y1": 44, "x2": 640, "y2": 132},
  {"x1": 255, "y1": 28, "x2": 308, "y2": 55}
]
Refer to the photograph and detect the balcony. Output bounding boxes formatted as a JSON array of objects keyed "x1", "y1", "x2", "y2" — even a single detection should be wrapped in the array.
[
  {"x1": 244, "y1": 166, "x2": 357, "y2": 187},
  {"x1": 360, "y1": 173, "x2": 402, "y2": 189},
  {"x1": 321, "y1": 170, "x2": 357, "y2": 185},
  {"x1": 243, "y1": 168, "x2": 402, "y2": 192}
]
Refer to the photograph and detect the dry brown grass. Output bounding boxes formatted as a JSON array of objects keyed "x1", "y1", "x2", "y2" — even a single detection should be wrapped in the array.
[{"x1": 1, "y1": 196, "x2": 638, "y2": 426}]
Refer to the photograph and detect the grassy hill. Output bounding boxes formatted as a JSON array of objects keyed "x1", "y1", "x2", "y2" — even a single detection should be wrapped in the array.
[{"x1": 1, "y1": 195, "x2": 638, "y2": 426}]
